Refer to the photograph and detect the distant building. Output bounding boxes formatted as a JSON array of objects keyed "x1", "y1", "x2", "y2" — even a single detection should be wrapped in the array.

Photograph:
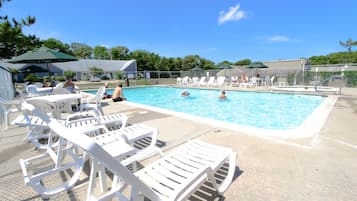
[
  {"x1": 0, "y1": 59, "x2": 137, "y2": 82},
  {"x1": 262, "y1": 59, "x2": 310, "y2": 71}
]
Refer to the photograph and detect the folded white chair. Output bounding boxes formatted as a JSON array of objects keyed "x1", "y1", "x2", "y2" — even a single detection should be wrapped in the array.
[
  {"x1": 12, "y1": 113, "x2": 59, "y2": 149},
  {"x1": 215, "y1": 76, "x2": 226, "y2": 87},
  {"x1": 38, "y1": 116, "x2": 237, "y2": 201},
  {"x1": 206, "y1": 76, "x2": 216, "y2": 87},
  {"x1": 66, "y1": 111, "x2": 161, "y2": 159},
  {"x1": 11, "y1": 109, "x2": 127, "y2": 151},
  {"x1": 18, "y1": 103, "x2": 86, "y2": 198},
  {"x1": 198, "y1": 77, "x2": 206, "y2": 86},
  {"x1": 65, "y1": 111, "x2": 128, "y2": 131}
]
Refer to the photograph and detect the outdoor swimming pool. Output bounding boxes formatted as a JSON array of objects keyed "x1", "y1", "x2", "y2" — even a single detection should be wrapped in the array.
[{"x1": 86, "y1": 86, "x2": 333, "y2": 135}]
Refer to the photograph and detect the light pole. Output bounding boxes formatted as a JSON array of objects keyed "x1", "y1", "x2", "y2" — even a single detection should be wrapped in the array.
[{"x1": 340, "y1": 65, "x2": 348, "y2": 95}]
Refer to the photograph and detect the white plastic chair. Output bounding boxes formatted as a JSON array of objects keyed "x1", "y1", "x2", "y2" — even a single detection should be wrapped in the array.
[
  {"x1": 181, "y1": 76, "x2": 191, "y2": 87},
  {"x1": 176, "y1": 77, "x2": 182, "y2": 86},
  {"x1": 81, "y1": 86, "x2": 105, "y2": 116},
  {"x1": 0, "y1": 97, "x2": 21, "y2": 130},
  {"x1": 215, "y1": 76, "x2": 226, "y2": 87},
  {"x1": 198, "y1": 77, "x2": 206, "y2": 86},
  {"x1": 270, "y1": 76, "x2": 275, "y2": 86},
  {"x1": 206, "y1": 76, "x2": 216, "y2": 87},
  {"x1": 18, "y1": 103, "x2": 86, "y2": 198}
]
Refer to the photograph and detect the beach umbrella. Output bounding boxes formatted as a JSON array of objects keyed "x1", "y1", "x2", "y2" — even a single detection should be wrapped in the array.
[{"x1": 7, "y1": 46, "x2": 78, "y2": 75}]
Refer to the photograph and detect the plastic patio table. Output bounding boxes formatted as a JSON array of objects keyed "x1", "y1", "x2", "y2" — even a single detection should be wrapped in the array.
[{"x1": 27, "y1": 93, "x2": 82, "y2": 119}]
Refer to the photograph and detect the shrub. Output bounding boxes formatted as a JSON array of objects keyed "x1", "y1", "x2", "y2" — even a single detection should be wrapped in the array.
[
  {"x1": 287, "y1": 72, "x2": 295, "y2": 85},
  {"x1": 115, "y1": 72, "x2": 123, "y2": 80},
  {"x1": 101, "y1": 75, "x2": 110, "y2": 80},
  {"x1": 64, "y1": 71, "x2": 76, "y2": 79},
  {"x1": 55, "y1": 76, "x2": 65, "y2": 81},
  {"x1": 24, "y1": 73, "x2": 43, "y2": 82},
  {"x1": 344, "y1": 71, "x2": 357, "y2": 87}
]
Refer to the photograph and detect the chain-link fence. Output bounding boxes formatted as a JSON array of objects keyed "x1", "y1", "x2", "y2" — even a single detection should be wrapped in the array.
[{"x1": 23, "y1": 64, "x2": 356, "y2": 90}]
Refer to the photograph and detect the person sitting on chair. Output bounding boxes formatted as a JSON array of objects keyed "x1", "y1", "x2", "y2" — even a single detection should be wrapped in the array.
[
  {"x1": 63, "y1": 77, "x2": 79, "y2": 93},
  {"x1": 112, "y1": 83, "x2": 127, "y2": 102}
]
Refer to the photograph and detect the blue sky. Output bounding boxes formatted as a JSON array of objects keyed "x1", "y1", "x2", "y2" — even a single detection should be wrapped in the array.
[{"x1": 2, "y1": 0, "x2": 357, "y2": 63}]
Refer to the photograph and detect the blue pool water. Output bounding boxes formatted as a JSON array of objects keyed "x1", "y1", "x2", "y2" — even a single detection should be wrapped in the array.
[{"x1": 86, "y1": 86, "x2": 324, "y2": 130}]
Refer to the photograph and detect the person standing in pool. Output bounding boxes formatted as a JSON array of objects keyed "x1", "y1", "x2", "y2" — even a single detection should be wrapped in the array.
[{"x1": 112, "y1": 83, "x2": 127, "y2": 102}]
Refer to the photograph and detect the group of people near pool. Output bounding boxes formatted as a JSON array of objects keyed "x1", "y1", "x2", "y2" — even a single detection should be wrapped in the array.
[{"x1": 181, "y1": 89, "x2": 227, "y2": 99}]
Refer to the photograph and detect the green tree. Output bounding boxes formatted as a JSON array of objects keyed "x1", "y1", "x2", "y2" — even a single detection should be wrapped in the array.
[
  {"x1": 182, "y1": 55, "x2": 201, "y2": 71},
  {"x1": 115, "y1": 71, "x2": 123, "y2": 80},
  {"x1": 339, "y1": 38, "x2": 357, "y2": 52},
  {"x1": 24, "y1": 73, "x2": 42, "y2": 82},
  {"x1": 110, "y1": 46, "x2": 129, "y2": 60},
  {"x1": 93, "y1": 46, "x2": 109, "y2": 59},
  {"x1": 129, "y1": 50, "x2": 158, "y2": 71},
  {"x1": 200, "y1": 58, "x2": 215, "y2": 70},
  {"x1": 216, "y1": 60, "x2": 232, "y2": 69},
  {"x1": 172, "y1": 57, "x2": 183, "y2": 71},
  {"x1": 70, "y1": 42, "x2": 92, "y2": 59},
  {"x1": 0, "y1": 0, "x2": 39, "y2": 58},
  {"x1": 234, "y1": 59, "x2": 251, "y2": 65},
  {"x1": 64, "y1": 70, "x2": 76, "y2": 79},
  {"x1": 89, "y1": 66, "x2": 104, "y2": 77},
  {"x1": 42, "y1": 38, "x2": 72, "y2": 54}
]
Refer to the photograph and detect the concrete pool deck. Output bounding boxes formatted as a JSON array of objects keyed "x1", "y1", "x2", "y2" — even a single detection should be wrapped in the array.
[{"x1": 0, "y1": 87, "x2": 357, "y2": 200}]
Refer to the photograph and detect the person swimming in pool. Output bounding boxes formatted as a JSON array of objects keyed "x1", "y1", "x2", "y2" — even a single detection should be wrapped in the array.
[
  {"x1": 219, "y1": 90, "x2": 227, "y2": 99},
  {"x1": 181, "y1": 90, "x2": 190, "y2": 97}
]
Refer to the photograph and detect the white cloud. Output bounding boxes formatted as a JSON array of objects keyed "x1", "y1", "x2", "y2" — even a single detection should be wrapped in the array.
[
  {"x1": 267, "y1": 35, "x2": 291, "y2": 42},
  {"x1": 218, "y1": 4, "x2": 246, "y2": 25}
]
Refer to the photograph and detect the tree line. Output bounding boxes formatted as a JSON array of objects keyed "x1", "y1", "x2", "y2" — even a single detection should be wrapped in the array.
[{"x1": 1, "y1": 0, "x2": 357, "y2": 72}]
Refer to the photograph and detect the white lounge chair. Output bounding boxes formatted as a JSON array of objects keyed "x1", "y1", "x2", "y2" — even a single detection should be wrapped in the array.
[
  {"x1": 192, "y1": 77, "x2": 199, "y2": 86},
  {"x1": 215, "y1": 76, "x2": 226, "y2": 87},
  {"x1": 206, "y1": 76, "x2": 216, "y2": 87},
  {"x1": 19, "y1": 102, "x2": 236, "y2": 201},
  {"x1": 176, "y1": 77, "x2": 182, "y2": 86},
  {"x1": 17, "y1": 102, "x2": 159, "y2": 198},
  {"x1": 181, "y1": 76, "x2": 191, "y2": 87},
  {"x1": 26, "y1": 84, "x2": 53, "y2": 97},
  {"x1": 198, "y1": 77, "x2": 206, "y2": 86},
  {"x1": 12, "y1": 109, "x2": 128, "y2": 150},
  {"x1": 65, "y1": 111, "x2": 161, "y2": 159}
]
